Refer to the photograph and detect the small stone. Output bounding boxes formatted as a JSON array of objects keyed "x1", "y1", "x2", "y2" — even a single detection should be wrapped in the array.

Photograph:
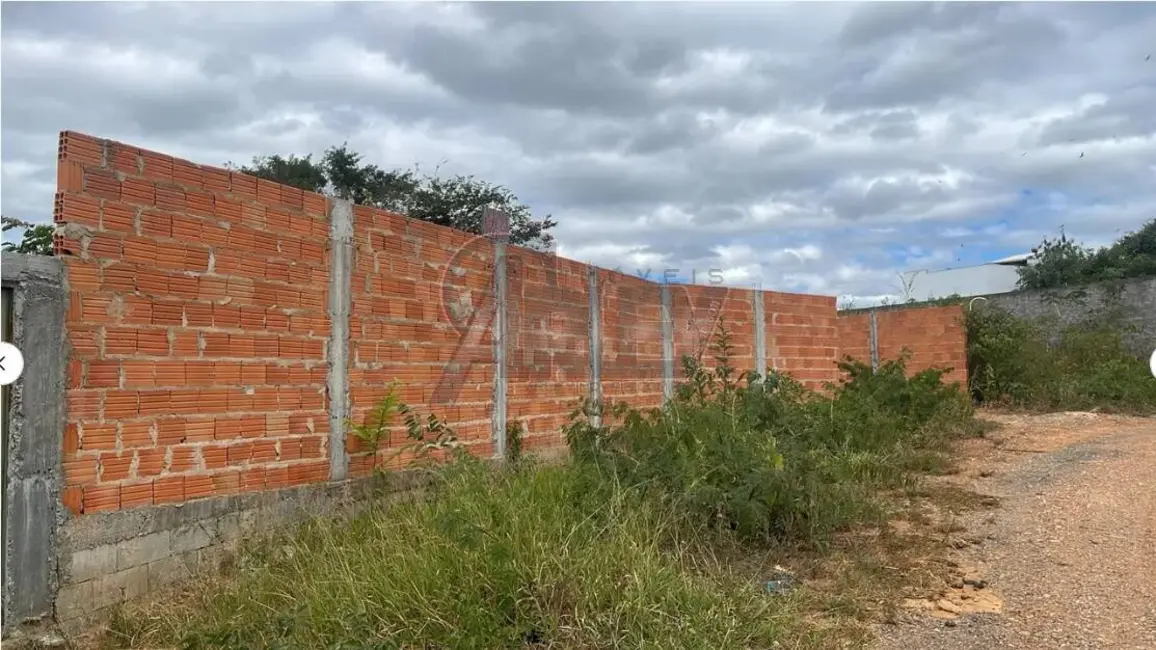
[
  {"x1": 964, "y1": 578, "x2": 987, "y2": 589},
  {"x1": 945, "y1": 619, "x2": 958, "y2": 628},
  {"x1": 951, "y1": 579, "x2": 965, "y2": 589}
]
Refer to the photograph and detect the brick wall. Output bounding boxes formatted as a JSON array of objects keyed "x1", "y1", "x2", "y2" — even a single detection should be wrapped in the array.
[
  {"x1": 767, "y1": 292, "x2": 840, "y2": 389},
  {"x1": 56, "y1": 132, "x2": 332, "y2": 517},
  {"x1": 507, "y1": 249, "x2": 590, "y2": 449},
  {"x1": 52, "y1": 131, "x2": 968, "y2": 516},
  {"x1": 877, "y1": 305, "x2": 968, "y2": 384},
  {"x1": 837, "y1": 311, "x2": 872, "y2": 366},
  {"x1": 671, "y1": 284, "x2": 756, "y2": 375},
  {"x1": 598, "y1": 270, "x2": 665, "y2": 410},
  {"x1": 836, "y1": 304, "x2": 969, "y2": 386},
  {"x1": 346, "y1": 206, "x2": 495, "y2": 474}
]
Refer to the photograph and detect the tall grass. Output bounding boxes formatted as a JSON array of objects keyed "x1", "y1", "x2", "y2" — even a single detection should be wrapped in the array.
[
  {"x1": 106, "y1": 330, "x2": 979, "y2": 650},
  {"x1": 112, "y1": 461, "x2": 792, "y2": 649},
  {"x1": 966, "y1": 307, "x2": 1156, "y2": 414},
  {"x1": 567, "y1": 332, "x2": 977, "y2": 545}
]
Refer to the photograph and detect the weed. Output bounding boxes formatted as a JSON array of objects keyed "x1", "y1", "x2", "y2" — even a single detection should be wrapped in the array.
[
  {"x1": 566, "y1": 329, "x2": 976, "y2": 546},
  {"x1": 966, "y1": 307, "x2": 1156, "y2": 413},
  {"x1": 505, "y1": 419, "x2": 525, "y2": 465},
  {"x1": 106, "y1": 463, "x2": 795, "y2": 649},
  {"x1": 106, "y1": 325, "x2": 979, "y2": 650},
  {"x1": 348, "y1": 382, "x2": 465, "y2": 470}
]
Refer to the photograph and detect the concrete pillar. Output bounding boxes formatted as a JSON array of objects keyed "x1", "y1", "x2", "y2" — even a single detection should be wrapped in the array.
[
  {"x1": 752, "y1": 289, "x2": 767, "y2": 377},
  {"x1": 868, "y1": 309, "x2": 880, "y2": 373},
  {"x1": 587, "y1": 267, "x2": 602, "y2": 427},
  {"x1": 1, "y1": 254, "x2": 67, "y2": 632},
  {"x1": 326, "y1": 199, "x2": 353, "y2": 481},
  {"x1": 660, "y1": 283, "x2": 674, "y2": 403},
  {"x1": 484, "y1": 207, "x2": 510, "y2": 459}
]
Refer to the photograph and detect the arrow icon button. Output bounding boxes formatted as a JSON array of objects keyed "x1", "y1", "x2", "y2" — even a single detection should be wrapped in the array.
[{"x1": 0, "y1": 343, "x2": 24, "y2": 386}]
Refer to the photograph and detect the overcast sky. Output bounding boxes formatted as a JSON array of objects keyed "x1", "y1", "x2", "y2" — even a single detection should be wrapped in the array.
[{"x1": 3, "y1": 2, "x2": 1154, "y2": 304}]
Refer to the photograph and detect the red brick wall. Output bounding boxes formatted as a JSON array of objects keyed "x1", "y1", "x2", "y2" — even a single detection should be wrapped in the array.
[
  {"x1": 837, "y1": 312, "x2": 872, "y2": 367},
  {"x1": 506, "y1": 249, "x2": 590, "y2": 450},
  {"x1": 345, "y1": 206, "x2": 495, "y2": 474},
  {"x1": 877, "y1": 305, "x2": 968, "y2": 385},
  {"x1": 54, "y1": 132, "x2": 950, "y2": 516},
  {"x1": 56, "y1": 132, "x2": 331, "y2": 515},
  {"x1": 766, "y1": 292, "x2": 840, "y2": 389},
  {"x1": 836, "y1": 305, "x2": 968, "y2": 386},
  {"x1": 598, "y1": 269, "x2": 665, "y2": 410},
  {"x1": 671, "y1": 285, "x2": 756, "y2": 376}
]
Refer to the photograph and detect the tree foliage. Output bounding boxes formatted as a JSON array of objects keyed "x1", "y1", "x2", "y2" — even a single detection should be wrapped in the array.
[
  {"x1": 1017, "y1": 219, "x2": 1156, "y2": 289},
  {"x1": 232, "y1": 144, "x2": 557, "y2": 250},
  {"x1": 1, "y1": 216, "x2": 54, "y2": 256}
]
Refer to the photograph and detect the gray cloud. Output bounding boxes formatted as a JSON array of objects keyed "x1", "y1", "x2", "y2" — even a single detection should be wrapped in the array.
[{"x1": 2, "y1": 1, "x2": 1155, "y2": 304}]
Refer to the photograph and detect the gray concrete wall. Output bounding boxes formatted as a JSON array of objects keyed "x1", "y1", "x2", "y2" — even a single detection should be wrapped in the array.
[
  {"x1": 840, "y1": 275, "x2": 1156, "y2": 359},
  {"x1": 2, "y1": 254, "x2": 68, "y2": 636},
  {"x1": 52, "y1": 470, "x2": 427, "y2": 635},
  {"x1": 981, "y1": 276, "x2": 1156, "y2": 358}
]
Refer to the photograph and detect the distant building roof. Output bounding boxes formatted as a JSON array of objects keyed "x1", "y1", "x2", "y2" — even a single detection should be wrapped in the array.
[
  {"x1": 896, "y1": 252, "x2": 1035, "y2": 301},
  {"x1": 988, "y1": 253, "x2": 1035, "y2": 266}
]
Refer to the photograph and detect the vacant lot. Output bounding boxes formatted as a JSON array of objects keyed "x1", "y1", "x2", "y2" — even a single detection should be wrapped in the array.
[
  {"x1": 85, "y1": 328, "x2": 1156, "y2": 650},
  {"x1": 98, "y1": 348, "x2": 987, "y2": 650}
]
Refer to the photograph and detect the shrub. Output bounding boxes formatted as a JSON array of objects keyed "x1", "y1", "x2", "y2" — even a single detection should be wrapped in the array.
[
  {"x1": 565, "y1": 330, "x2": 976, "y2": 545},
  {"x1": 966, "y1": 306, "x2": 1156, "y2": 413}
]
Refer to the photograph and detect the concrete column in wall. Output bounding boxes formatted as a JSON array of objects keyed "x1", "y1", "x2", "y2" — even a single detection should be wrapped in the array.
[
  {"x1": 1, "y1": 254, "x2": 67, "y2": 633},
  {"x1": 753, "y1": 289, "x2": 767, "y2": 377},
  {"x1": 326, "y1": 198, "x2": 353, "y2": 481},
  {"x1": 484, "y1": 207, "x2": 510, "y2": 459},
  {"x1": 868, "y1": 310, "x2": 880, "y2": 373},
  {"x1": 587, "y1": 267, "x2": 602, "y2": 427},
  {"x1": 661, "y1": 283, "x2": 675, "y2": 403}
]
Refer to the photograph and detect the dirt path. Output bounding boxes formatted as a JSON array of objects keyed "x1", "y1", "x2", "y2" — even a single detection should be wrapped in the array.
[{"x1": 876, "y1": 411, "x2": 1156, "y2": 650}]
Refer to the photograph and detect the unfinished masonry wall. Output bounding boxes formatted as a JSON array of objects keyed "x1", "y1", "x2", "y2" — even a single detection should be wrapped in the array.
[
  {"x1": 38, "y1": 130, "x2": 963, "y2": 629},
  {"x1": 836, "y1": 304, "x2": 969, "y2": 386}
]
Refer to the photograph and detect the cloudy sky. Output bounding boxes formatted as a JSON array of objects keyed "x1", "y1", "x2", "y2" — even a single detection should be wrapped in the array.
[{"x1": 3, "y1": 2, "x2": 1154, "y2": 304}]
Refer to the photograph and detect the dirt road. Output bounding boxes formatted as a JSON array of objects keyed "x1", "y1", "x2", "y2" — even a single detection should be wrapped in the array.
[{"x1": 876, "y1": 411, "x2": 1156, "y2": 650}]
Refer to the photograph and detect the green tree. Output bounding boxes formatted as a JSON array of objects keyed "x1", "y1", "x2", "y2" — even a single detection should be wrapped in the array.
[
  {"x1": 1018, "y1": 219, "x2": 1156, "y2": 289},
  {"x1": 1, "y1": 216, "x2": 54, "y2": 256},
  {"x1": 232, "y1": 144, "x2": 556, "y2": 250}
]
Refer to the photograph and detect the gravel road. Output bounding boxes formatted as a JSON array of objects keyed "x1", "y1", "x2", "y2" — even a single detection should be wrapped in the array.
[{"x1": 875, "y1": 411, "x2": 1156, "y2": 650}]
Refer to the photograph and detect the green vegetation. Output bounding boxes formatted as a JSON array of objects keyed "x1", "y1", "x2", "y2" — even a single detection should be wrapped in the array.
[
  {"x1": 106, "y1": 331, "x2": 980, "y2": 650},
  {"x1": 966, "y1": 306, "x2": 1156, "y2": 414},
  {"x1": 1018, "y1": 219, "x2": 1156, "y2": 290},
  {"x1": 233, "y1": 145, "x2": 557, "y2": 250},
  {"x1": 1, "y1": 215, "x2": 53, "y2": 256},
  {"x1": 567, "y1": 336, "x2": 976, "y2": 545}
]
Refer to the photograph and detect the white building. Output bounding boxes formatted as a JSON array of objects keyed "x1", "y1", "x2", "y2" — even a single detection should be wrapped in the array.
[{"x1": 897, "y1": 253, "x2": 1035, "y2": 302}]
